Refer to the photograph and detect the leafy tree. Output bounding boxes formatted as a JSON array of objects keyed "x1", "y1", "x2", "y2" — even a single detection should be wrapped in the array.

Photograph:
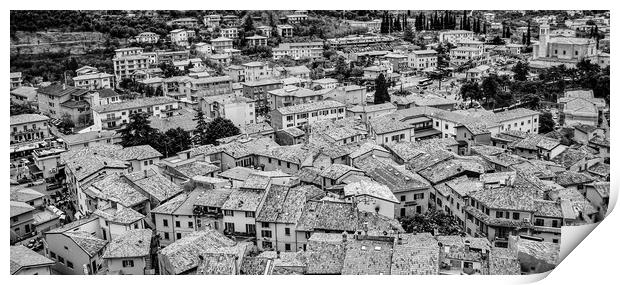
[
  {"x1": 481, "y1": 75, "x2": 500, "y2": 106},
  {"x1": 10, "y1": 102, "x2": 37, "y2": 116},
  {"x1": 460, "y1": 82, "x2": 482, "y2": 106},
  {"x1": 490, "y1": 36, "x2": 505, "y2": 45},
  {"x1": 539, "y1": 111, "x2": 555, "y2": 134},
  {"x1": 399, "y1": 210, "x2": 463, "y2": 236},
  {"x1": 512, "y1": 61, "x2": 530, "y2": 81},
  {"x1": 57, "y1": 113, "x2": 75, "y2": 133},
  {"x1": 334, "y1": 56, "x2": 350, "y2": 81},
  {"x1": 205, "y1": 117, "x2": 241, "y2": 145},
  {"x1": 192, "y1": 110, "x2": 209, "y2": 145},
  {"x1": 373, "y1": 73, "x2": 390, "y2": 104},
  {"x1": 160, "y1": 127, "x2": 192, "y2": 156},
  {"x1": 119, "y1": 112, "x2": 159, "y2": 147}
]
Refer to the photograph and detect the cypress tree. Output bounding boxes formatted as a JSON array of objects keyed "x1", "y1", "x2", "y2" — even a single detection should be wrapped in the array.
[{"x1": 526, "y1": 22, "x2": 531, "y2": 45}]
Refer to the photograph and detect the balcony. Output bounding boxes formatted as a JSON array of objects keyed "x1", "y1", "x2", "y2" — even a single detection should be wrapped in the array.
[{"x1": 102, "y1": 117, "x2": 120, "y2": 123}]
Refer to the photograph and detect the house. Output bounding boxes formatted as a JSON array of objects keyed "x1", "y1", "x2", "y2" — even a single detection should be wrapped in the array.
[
  {"x1": 10, "y1": 86, "x2": 38, "y2": 106},
  {"x1": 43, "y1": 217, "x2": 108, "y2": 274},
  {"x1": 408, "y1": 50, "x2": 438, "y2": 71},
  {"x1": 241, "y1": 79, "x2": 283, "y2": 114},
  {"x1": 92, "y1": 204, "x2": 146, "y2": 240},
  {"x1": 10, "y1": 245, "x2": 55, "y2": 275},
  {"x1": 101, "y1": 229, "x2": 153, "y2": 275},
  {"x1": 270, "y1": 100, "x2": 346, "y2": 130},
  {"x1": 343, "y1": 180, "x2": 399, "y2": 219},
  {"x1": 286, "y1": 13, "x2": 308, "y2": 24},
  {"x1": 59, "y1": 130, "x2": 121, "y2": 151},
  {"x1": 35, "y1": 84, "x2": 91, "y2": 125},
  {"x1": 276, "y1": 25, "x2": 294, "y2": 38},
  {"x1": 201, "y1": 94, "x2": 256, "y2": 128},
  {"x1": 255, "y1": 185, "x2": 308, "y2": 251},
  {"x1": 167, "y1": 17, "x2": 200, "y2": 28},
  {"x1": 221, "y1": 188, "x2": 268, "y2": 236},
  {"x1": 311, "y1": 78, "x2": 339, "y2": 90},
  {"x1": 247, "y1": 35, "x2": 268, "y2": 47},
  {"x1": 584, "y1": 182, "x2": 610, "y2": 221},
  {"x1": 194, "y1": 42, "x2": 213, "y2": 56},
  {"x1": 256, "y1": 25, "x2": 272, "y2": 38},
  {"x1": 10, "y1": 114, "x2": 50, "y2": 148},
  {"x1": 368, "y1": 114, "x2": 415, "y2": 144},
  {"x1": 391, "y1": 233, "x2": 440, "y2": 275},
  {"x1": 438, "y1": 30, "x2": 475, "y2": 44},
  {"x1": 242, "y1": 61, "x2": 272, "y2": 82},
  {"x1": 433, "y1": 176, "x2": 484, "y2": 227},
  {"x1": 355, "y1": 156, "x2": 431, "y2": 217},
  {"x1": 450, "y1": 47, "x2": 484, "y2": 66},
  {"x1": 73, "y1": 72, "x2": 114, "y2": 90},
  {"x1": 322, "y1": 85, "x2": 367, "y2": 106},
  {"x1": 135, "y1": 32, "x2": 160, "y2": 44},
  {"x1": 157, "y1": 228, "x2": 242, "y2": 275},
  {"x1": 436, "y1": 236, "x2": 491, "y2": 275},
  {"x1": 220, "y1": 27, "x2": 239, "y2": 39},
  {"x1": 346, "y1": 102, "x2": 397, "y2": 124},
  {"x1": 169, "y1": 29, "x2": 188, "y2": 46},
  {"x1": 11, "y1": 71, "x2": 23, "y2": 89},
  {"x1": 269, "y1": 86, "x2": 322, "y2": 110},
  {"x1": 10, "y1": 201, "x2": 36, "y2": 243},
  {"x1": 342, "y1": 235, "x2": 394, "y2": 275},
  {"x1": 465, "y1": 65, "x2": 491, "y2": 82}
]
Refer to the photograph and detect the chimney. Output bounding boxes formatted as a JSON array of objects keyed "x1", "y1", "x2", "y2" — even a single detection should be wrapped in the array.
[
  {"x1": 342, "y1": 231, "x2": 347, "y2": 243},
  {"x1": 276, "y1": 251, "x2": 281, "y2": 259},
  {"x1": 98, "y1": 130, "x2": 101, "y2": 138},
  {"x1": 144, "y1": 169, "x2": 148, "y2": 177}
]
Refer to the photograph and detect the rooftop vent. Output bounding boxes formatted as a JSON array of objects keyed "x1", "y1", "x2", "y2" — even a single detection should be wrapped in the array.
[
  {"x1": 361, "y1": 246, "x2": 367, "y2": 250},
  {"x1": 374, "y1": 246, "x2": 382, "y2": 251}
]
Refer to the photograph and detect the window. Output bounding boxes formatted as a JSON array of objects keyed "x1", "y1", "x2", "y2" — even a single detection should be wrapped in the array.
[
  {"x1": 224, "y1": 210, "x2": 234, "y2": 216},
  {"x1": 445, "y1": 124, "x2": 449, "y2": 130},
  {"x1": 513, "y1": 212, "x2": 520, "y2": 220},
  {"x1": 67, "y1": 261, "x2": 74, "y2": 269},
  {"x1": 122, "y1": 260, "x2": 134, "y2": 268},
  {"x1": 496, "y1": 211, "x2": 503, "y2": 218},
  {"x1": 164, "y1": 232, "x2": 170, "y2": 240},
  {"x1": 50, "y1": 251, "x2": 56, "y2": 259},
  {"x1": 262, "y1": 222, "x2": 270, "y2": 228},
  {"x1": 245, "y1": 211, "x2": 255, "y2": 218},
  {"x1": 175, "y1": 221, "x2": 181, "y2": 227},
  {"x1": 414, "y1": 193, "x2": 425, "y2": 200},
  {"x1": 535, "y1": 219, "x2": 544, "y2": 226},
  {"x1": 285, "y1": 243, "x2": 291, "y2": 251},
  {"x1": 176, "y1": 233, "x2": 182, "y2": 239},
  {"x1": 163, "y1": 219, "x2": 169, "y2": 227},
  {"x1": 225, "y1": 222, "x2": 235, "y2": 232},
  {"x1": 246, "y1": 224, "x2": 256, "y2": 233},
  {"x1": 552, "y1": 220, "x2": 559, "y2": 228},
  {"x1": 262, "y1": 241, "x2": 273, "y2": 249},
  {"x1": 188, "y1": 221, "x2": 193, "y2": 228},
  {"x1": 261, "y1": 230, "x2": 272, "y2": 238},
  {"x1": 144, "y1": 161, "x2": 148, "y2": 166},
  {"x1": 58, "y1": 256, "x2": 65, "y2": 264},
  {"x1": 285, "y1": 227, "x2": 291, "y2": 236},
  {"x1": 435, "y1": 121, "x2": 439, "y2": 127},
  {"x1": 400, "y1": 195, "x2": 406, "y2": 202}
]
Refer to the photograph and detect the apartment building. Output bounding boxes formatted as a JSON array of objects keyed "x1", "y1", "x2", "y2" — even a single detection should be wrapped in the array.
[
  {"x1": 241, "y1": 79, "x2": 283, "y2": 114},
  {"x1": 201, "y1": 94, "x2": 256, "y2": 128},
  {"x1": 72, "y1": 72, "x2": 114, "y2": 90},
  {"x1": 170, "y1": 29, "x2": 189, "y2": 46},
  {"x1": 270, "y1": 100, "x2": 346, "y2": 130},
  {"x1": 92, "y1": 97, "x2": 179, "y2": 130},
  {"x1": 10, "y1": 72, "x2": 23, "y2": 89},
  {"x1": 438, "y1": 30, "x2": 475, "y2": 44},
  {"x1": 36, "y1": 84, "x2": 92, "y2": 124},
  {"x1": 112, "y1": 48, "x2": 149, "y2": 81},
  {"x1": 220, "y1": 27, "x2": 239, "y2": 39},
  {"x1": 10, "y1": 114, "x2": 50, "y2": 145},
  {"x1": 272, "y1": 42, "x2": 324, "y2": 60},
  {"x1": 211, "y1": 37, "x2": 234, "y2": 53}
]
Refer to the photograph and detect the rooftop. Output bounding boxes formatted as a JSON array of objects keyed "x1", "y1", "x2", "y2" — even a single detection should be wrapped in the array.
[
  {"x1": 344, "y1": 180, "x2": 399, "y2": 203},
  {"x1": 10, "y1": 245, "x2": 55, "y2": 274},
  {"x1": 92, "y1": 96, "x2": 177, "y2": 114},
  {"x1": 10, "y1": 114, "x2": 50, "y2": 125},
  {"x1": 102, "y1": 229, "x2": 152, "y2": 259}
]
